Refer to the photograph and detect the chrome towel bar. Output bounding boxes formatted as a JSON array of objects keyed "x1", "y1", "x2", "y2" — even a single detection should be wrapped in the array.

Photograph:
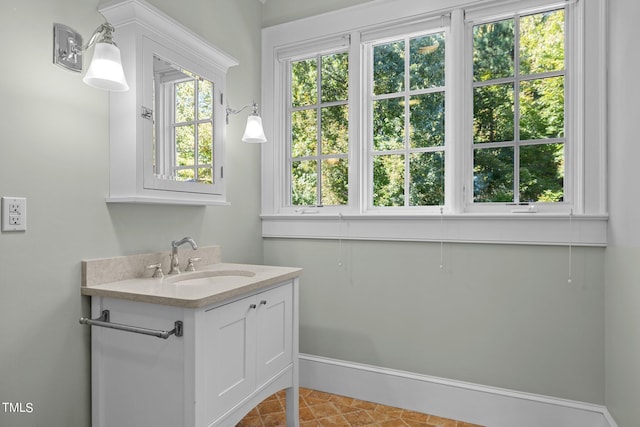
[{"x1": 79, "y1": 310, "x2": 183, "y2": 339}]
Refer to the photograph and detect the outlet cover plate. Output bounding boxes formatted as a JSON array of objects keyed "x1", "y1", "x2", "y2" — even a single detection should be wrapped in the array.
[{"x1": 2, "y1": 197, "x2": 27, "y2": 231}]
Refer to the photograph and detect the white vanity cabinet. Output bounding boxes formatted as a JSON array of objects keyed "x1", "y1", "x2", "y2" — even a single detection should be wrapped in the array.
[
  {"x1": 89, "y1": 279, "x2": 299, "y2": 427},
  {"x1": 202, "y1": 284, "x2": 293, "y2": 424}
]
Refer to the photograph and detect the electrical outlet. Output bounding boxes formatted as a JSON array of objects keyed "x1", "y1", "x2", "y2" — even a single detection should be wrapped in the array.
[
  {"x1": 9, "y1": 203, "x2": 20, "y2": 214},
  {"x1": 2, "y1": 197, "x2": 27, "y2": 231}
]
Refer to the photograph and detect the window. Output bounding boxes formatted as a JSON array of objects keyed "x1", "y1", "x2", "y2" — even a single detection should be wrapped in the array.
[
  {"x1": 369, "y1": 31, "x2": 446, "y2": 207},
  {"x1": 261, "y1": 0, "x2": 607, "y2": 245},
  {"x1": 289, "y1": 51, "x2": 349, "y2": 206},
  {"x1": 472, "y1": 9, "x2": 565, "y2": 205}
]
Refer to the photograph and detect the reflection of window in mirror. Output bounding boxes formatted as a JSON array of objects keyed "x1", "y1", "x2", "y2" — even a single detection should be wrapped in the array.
[{"x1": 153, "y1": 55, "x2": 215, "y2": 185}]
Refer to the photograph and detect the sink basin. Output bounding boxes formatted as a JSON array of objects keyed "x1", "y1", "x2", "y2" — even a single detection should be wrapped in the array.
[{"x1": 164, "y1": 270, "x2": 256, "y2": 285}]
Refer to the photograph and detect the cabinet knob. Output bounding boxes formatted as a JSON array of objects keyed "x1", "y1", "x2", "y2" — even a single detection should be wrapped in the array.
[
  {"x1": 249, "y1": 304, "x2": 257, "y2": 309},
  {"x1": 260, "y1": 300, "x2": 267, "y2": 306}
]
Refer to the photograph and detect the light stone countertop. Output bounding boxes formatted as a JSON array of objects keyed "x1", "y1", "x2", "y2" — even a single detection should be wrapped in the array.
[
  {"x1": 81, "y1": 247, "x2": 301, "y2": 308},
  {"x1": 81, "y1": 262, "x2": 302, "y2": 308}
]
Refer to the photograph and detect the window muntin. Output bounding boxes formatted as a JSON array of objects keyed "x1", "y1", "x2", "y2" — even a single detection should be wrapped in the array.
[
  {"x1": 370, "y1": 31, "x2": 446, "y2": 207},
  {"x1": 472, "y1": 8, "x2": 566, "y2": 204},
  {"x1": 289, "y1": 51, "x2": 349, "y2": 206}
]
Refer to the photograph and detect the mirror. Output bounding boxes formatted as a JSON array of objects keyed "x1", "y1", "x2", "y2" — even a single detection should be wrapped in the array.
[
  {"x1": 140, "y1": 37, "x2": 227, "y2": 198},
  {"x1": 151, "y1": 55, "x2": 216, "y2": 187}
]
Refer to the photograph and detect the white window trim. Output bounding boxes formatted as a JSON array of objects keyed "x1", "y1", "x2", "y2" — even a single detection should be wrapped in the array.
[
  {"x1": 462, "y1": 2, "x2": 578, "y2": 214},
  {"x1": 261, "y1": 0, "x2": 607, "y2": 246},
  {"x1": 284, "y1": 42, "x2": 351, "y2": 207},
  {"x1": 362, "y1": 17, "x2": 449, "y2": 212}
]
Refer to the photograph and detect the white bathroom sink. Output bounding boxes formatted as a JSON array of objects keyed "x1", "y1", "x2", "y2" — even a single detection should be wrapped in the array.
[{"x1": 164, "y1": 269, "x2": 256, "y2": 285}]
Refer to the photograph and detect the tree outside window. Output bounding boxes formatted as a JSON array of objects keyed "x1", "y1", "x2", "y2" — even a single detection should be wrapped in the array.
[
  {"x1": 371, "y1": 32, "x2": 446, "y2": 207},
  {"x1": 472, "y1": 9, "x2": 565, "y2": 203},
  {"x1": 290, "y1": 52, "x2": 349, "y2": 206},
  {"x1": 280, "y1": 4, "x2": 574, "y2": 214}
]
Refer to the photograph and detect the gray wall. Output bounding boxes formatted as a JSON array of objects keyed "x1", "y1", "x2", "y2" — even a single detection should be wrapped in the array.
[
  {"x1": 605, "y1": 0, "x2": 640, "y2": 425},
  {"x1": 0, "y1": 1, "x2": 262, "y2": 426},
  {"x1": 265, "y1": 239, "x2": 605, "y2": 404}
]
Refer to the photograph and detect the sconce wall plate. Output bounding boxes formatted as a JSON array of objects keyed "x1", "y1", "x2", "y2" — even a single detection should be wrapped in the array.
[
  {"x1": 53, "y1": 23, "x2": 83, "y2": 72},
  {"x1": 53, "y1": 21, "x2": 129, "y2": 91}
]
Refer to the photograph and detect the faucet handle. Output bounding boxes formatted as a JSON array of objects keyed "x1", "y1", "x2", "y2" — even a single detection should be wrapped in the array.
[
  {"x1": 146, "y1": 263, "x2": 164, "y2": 278},
  {"x1": 185, "y1": 257, "x2": 201, "y2": 272}
]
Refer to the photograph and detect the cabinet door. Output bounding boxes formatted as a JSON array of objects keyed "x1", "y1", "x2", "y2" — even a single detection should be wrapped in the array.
[
  {"x1": 203, "y1": 296, "x2": 257, "y2": 423},
  {"x1": 255, "y1": 283, "x2": 293, "y2": 385}
]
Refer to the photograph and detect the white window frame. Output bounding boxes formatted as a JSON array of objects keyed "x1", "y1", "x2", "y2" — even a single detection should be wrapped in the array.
[
  {"x1": 362, "y1": 16, "x2": 450, "y2": 213},
  {"x1": 286, "y1": 46, "x2": 351, "y2": 208},
  {"x1": 260, "y1": 0, "x2": 608, "y2": 246},
  {"x1": 269, "y1": 35, "x2": 354, "y2": 215},
  {"x1": 463, "y1": 2, "x2": 576, "y2": 214}
]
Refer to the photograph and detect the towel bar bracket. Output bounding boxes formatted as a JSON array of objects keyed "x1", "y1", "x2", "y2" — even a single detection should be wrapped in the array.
[{"x1": 79, "y1": 310, "x2": 183, "y2": 340}]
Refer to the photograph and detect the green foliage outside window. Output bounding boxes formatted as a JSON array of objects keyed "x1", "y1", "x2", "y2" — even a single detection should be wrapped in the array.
[
  {"x1": 290, "y1": 52, "x2": 349, "y2": 206},
  {"x1": 372, "y1": 32, "x2": 446, "y2": 207},
  {"x1": 473, "y1": 9, "x2": 565, "y2": 203},
  {"x1": 287, "y1": 8, "x2": 565, "y2": 209}
]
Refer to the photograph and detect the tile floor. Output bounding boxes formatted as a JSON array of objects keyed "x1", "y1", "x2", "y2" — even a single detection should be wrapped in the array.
[{"x1": 236, "y1": 387, "x2": 483, "y2": 427}]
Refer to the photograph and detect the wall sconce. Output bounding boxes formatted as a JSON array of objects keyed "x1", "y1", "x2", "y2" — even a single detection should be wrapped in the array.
[
  {"x1": 53, "y1": 22, "x2": 129, "y2": 92},
  {"x1": 226, "y1": 102, "x2": 267, "y2": 143}
]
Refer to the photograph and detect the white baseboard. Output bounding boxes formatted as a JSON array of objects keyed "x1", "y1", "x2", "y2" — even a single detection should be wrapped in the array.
[{"x1": 299, "y1": 354, "x2": 618, "y2": 427}]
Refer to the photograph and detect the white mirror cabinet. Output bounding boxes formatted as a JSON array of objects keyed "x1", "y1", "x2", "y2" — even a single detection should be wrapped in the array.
[{"x1": 100, "y1": 0, "x2": 238, "y2": 205}]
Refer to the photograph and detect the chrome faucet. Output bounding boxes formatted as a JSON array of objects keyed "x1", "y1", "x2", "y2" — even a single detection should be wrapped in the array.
[{"x1": 168, "y1": 237, "x2": 198, "y2": 275}]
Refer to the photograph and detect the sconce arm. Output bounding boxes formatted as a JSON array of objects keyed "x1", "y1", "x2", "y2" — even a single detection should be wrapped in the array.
[
  {"x1": 68, "y1": 23, "x2": 116, "y2": 56},
  {"x1": 226, "y1": 102, "x2": 259, "y2": 124}
]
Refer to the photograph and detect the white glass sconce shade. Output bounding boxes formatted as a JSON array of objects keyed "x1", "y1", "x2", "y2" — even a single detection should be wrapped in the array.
[
  {"x1": 227, "y1": 102, "x2": 267, "y2": 143},
  {"x1": 53, "y1": 22, "x2": 129, "y2": 92},
  {"x1": 242, "y1": 115, "x2": 267, "y2": 143},
  {"x1": 82, "y1": 42, "x2": 129, "y2": 92}
]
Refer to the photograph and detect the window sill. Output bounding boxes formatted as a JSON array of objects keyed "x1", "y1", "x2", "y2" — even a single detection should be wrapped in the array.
[{"x1": 261, "y1": 213, "x2": 608, "y2": 246}]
